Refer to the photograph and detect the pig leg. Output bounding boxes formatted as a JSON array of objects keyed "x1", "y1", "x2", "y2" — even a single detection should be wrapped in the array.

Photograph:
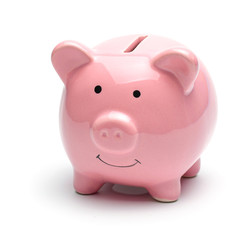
[
  {"x1": 183, "y1": 159, "x2": 201, "y2": 178},
  {"x1": 73, "y1": 170, "x2": 104, "y2": 195},
  {"x1": 148, "y1": 179, "x2": 181, "y2": 202}
]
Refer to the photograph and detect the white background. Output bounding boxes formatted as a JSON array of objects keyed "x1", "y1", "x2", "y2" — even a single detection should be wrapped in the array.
[{"x1": 0, "y1": 0, "x2": 246, "y2": 239}]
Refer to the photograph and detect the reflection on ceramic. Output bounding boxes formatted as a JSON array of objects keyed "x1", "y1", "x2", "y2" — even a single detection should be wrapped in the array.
[{"x1": 51, "y1": 35, "x2": 217, "y2": 202}]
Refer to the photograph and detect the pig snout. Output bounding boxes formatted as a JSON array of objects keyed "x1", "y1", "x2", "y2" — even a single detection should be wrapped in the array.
[{"x1": 91, "y1": 111, "x2": 138, "y2": 153}]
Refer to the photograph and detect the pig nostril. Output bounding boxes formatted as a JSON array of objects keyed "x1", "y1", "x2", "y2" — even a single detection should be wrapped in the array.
[
  {"x1": 100, "y1": 130, "x2": 108, "y2": 138},
  {"x1": 114, "y1": 131, "x2": 122, "y2": 139}
]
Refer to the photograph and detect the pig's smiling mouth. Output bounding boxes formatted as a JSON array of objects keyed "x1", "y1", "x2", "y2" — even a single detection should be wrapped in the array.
[{"x1": 96, "y1": 154, "x2": 141, "y2": 168}]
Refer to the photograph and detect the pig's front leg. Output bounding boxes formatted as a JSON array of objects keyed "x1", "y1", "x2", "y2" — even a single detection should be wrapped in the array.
[
  {"x1": 183, "y1": 159, "x2": 200, "y2": 178},
  {"x1": 148, "y1": 179, "x2": 181, "y2": 202},
  {"x1": 73, "y1": 170, "x2": 104, "y2": 195}
]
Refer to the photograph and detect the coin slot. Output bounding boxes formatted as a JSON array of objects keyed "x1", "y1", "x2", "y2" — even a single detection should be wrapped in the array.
[{"x1": 124, "y1": 35, "x2": 148, "y2": 53}]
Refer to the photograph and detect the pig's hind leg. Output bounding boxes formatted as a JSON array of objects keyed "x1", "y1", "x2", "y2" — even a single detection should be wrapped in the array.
[{"x1": 183, "y1": 159, "x2": 201, "y2": 178}]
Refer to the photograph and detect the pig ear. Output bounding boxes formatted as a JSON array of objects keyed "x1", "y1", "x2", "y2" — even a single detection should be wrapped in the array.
[
  {"x1": 51, "y1": 41, "x2": 93, "y2": 84},
  {"x1": 152, "y1": 48, "x2": 199, "y2": 95}
]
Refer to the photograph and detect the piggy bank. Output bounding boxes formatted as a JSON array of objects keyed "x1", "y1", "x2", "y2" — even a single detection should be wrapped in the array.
[{"x1": 51, "y1": 35, "x2": 217, "y2": 202}]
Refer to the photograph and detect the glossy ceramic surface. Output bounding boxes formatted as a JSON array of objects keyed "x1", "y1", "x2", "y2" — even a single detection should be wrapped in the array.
[{"x1": 51, "y1": 35, "x2": 217, "y2": 202}]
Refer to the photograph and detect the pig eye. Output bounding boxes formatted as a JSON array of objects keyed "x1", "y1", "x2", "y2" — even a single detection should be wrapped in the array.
[
  {"x1": 94, "y1": 85, "x2": 102, "y2": 94},
  {"x1": 133, "y1": 90, "x2": 141, "y2": 98}
]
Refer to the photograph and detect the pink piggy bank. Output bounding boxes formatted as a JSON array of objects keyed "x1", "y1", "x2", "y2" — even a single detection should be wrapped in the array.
[{"x1": 51, "y1": 35, "x2": 217, "y2": 202}]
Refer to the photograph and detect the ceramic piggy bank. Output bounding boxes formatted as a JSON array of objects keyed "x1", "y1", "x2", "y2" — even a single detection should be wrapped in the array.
[{"x1": 51, "y1": 35, "x2": 217, "y2": 202}]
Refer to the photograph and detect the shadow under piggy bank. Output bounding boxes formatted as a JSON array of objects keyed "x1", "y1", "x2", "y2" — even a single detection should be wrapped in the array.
[
  {"x1": 74, "y1": 177, "x2": 201, "y2": 203},
  {"x1": 43, "y1": 167, "x2": 206, "y2": 205}
]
